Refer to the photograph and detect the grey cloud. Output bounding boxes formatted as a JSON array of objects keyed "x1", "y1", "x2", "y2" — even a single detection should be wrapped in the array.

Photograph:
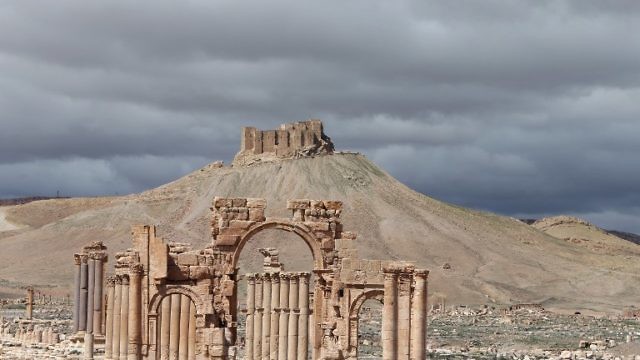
[{"x1": 0, "y1": 1, "x2": 639, "y2": 233}]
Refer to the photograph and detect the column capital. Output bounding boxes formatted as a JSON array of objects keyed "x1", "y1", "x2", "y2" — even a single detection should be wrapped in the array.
[
  {"x1": 120, "y1": 275, "x2": 130, "y2": 286},
  {"x1": 129, "y1": 263, "x2": 144, "y2": 275},
  {"x1": 414, "y1": 269, "x2": 429, "y2": 278},
  {"x1": 298, "y1": 272, "x2": 311, "y2": 284},
  {"x1": 271, "y1": 274, "x2": 280, "y2": 284},
  {"x1": 106, "y1": 277, "x2": 117, "y2": 287},
  {"x1": 246, "y1": 273, "x2": 256, "y2": 284},
  {"x1": 279, "y1": 273, "x2": 290, "y2": 281},
  {"x1": 73, "y1": 254, "x2": 83, "y2": 265}
]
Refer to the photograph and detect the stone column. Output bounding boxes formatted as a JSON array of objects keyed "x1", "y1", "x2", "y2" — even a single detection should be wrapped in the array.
[
  {"x1": 26, "y1": 287, "x2": 34, "y2": 320},
  {"x1": 128, "y1": 266, "x2": 142, "y2": 360},
  {"x1": 169, "y1": 293, "x2": 181, "y2": 360},
  {"x1": 261, "y1": 273, "x2": 272, "y2": 360},
  {"x1": 73, "y1": 255, "x2": 82, "y2": 332},
  {"x1": 269, "y1": 274, "x2": 280, "y2": 360},
  {"x1": 253, "y1": 275, "x2": 263, "y2": 359},
  {"x1": 84, "y1": 332, "x2": 95, "y2": 360},
  {"x1": 297, "y1": 273, "x2": 310, "y2": 360},
  {"x1": 160, "y1": 296, "x2": 172, "y2": 360},
  {"x1": 188, "y1": 301, "x2": 196, "y2": 360},
  {"x1": 278, "y1": 273, "x2": 290, "y2": 360},
  {"x1": 120, "y1": 276, "x2": 130, "y2": 359},
  {"x1": 382, "y1": 269, "x2": 398, "y2": 360},
  {"x1": 105, "y1": 277, "x2": 116, "y2": 360},
  {"x1": 410, "y1": 270, "x2": 428, "y2": 360},
  {"x1": 80, "y1": 256, "x2": 89, "y2": 332},
  {"x1": 179, "y1": 295, "x2": 190, "y2": 360},
  {"x1": 112, "y1": 277, "x2": 122, "y2": 360},
  {"x1": 246, "y1": 274, "x2": 256, "y2": 360},
  {"x1": 398, "y1": 273, "x2": 412, "y2": 360},
  {"x1": 93, "y1": 256, "x2": 105, "y2": 336},
  {"x1": 287, "y1": 274, "x2": 299, "y2": 360},
  {"x1": 87, "y1": 257, "x2": 96, "y2": 333}
]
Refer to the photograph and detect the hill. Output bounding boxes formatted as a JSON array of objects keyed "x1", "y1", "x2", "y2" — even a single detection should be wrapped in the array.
[{"x1": 1, "y1": 127, "x2": 639, "y2": 313}]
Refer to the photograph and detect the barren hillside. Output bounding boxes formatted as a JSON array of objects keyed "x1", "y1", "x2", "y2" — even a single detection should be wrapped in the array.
[{"x1": 1, "y1": 154, "x2": 639, "y2": 313}]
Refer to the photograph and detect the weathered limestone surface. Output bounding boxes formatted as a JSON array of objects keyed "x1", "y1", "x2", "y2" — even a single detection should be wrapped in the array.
[{"x1": 74, "y1": 194, "x2": 429, "y2": 360}]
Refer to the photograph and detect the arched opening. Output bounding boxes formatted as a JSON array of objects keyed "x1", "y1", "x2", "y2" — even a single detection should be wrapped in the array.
[
  {"x1": 348, "y1": 290, "x2": 384, "y2": 359},
  {"x1": 156, "y1": 293, "x2": 197, "y2": 360},
  {"x1": 357, "y1": 299, "x2": 383, "y2": 359},
  {"x1": 235, "y1": 228, "x2": 316, "y2": 359}
]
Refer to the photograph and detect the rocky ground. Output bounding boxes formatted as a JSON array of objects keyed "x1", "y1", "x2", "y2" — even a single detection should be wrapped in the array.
[{"x1": 3, "y1": 303, "x2": 640, "y2": 359}]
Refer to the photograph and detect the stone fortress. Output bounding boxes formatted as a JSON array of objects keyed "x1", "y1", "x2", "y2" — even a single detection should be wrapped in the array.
[{"x1": 233, "y1": 120, "x2": 335, "y2": 166}]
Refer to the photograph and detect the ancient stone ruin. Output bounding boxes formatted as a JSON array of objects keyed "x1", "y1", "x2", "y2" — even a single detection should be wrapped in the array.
[
  {"x1": 233, "y1": 120, "x2": 335, "y2": 166},
  {"x1": 72, "y1": 241, "x2": 108, "y2": 337},
  {"x1": 79, "y1": 196, "x2": 430, "y2": 360}
]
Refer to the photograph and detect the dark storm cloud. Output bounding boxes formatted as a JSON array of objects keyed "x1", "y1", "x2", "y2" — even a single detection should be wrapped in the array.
[{"x1": 0, "y1": 1, "x2": 639, "y2": 232}]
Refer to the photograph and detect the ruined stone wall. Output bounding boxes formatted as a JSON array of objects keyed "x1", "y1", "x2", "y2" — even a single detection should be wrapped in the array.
[{"x1": 235, "y1": 120, "x2": 334, "y2": 165}]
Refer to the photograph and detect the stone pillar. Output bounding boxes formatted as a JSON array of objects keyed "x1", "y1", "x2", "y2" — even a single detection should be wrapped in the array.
[
  {"x1": 179, "y1": 295, "x2": 190, "y2": 360},
  {"x1": 120, "y1": 276, "x2": 130, "y2": 359},
  {"x1": 261, "y1": 273, "x2": 272, "y2": 360},
  {"x1": 398, "y1": 273, "x2": 412, "y2": 360},
  {"x1": 73, "y1": 255, "x2": 82, "y2": 332},
  {"x1": 169, "y1": 293, "x2": 181, "y2": 360},
  {"x1": 254, "y1": 275, "x2": 263, "y2": 359},
  {"x1": 382, "y1": 269, "x2": 398, "y2": 360},
  {"x1": 111, "y1": 277, "x2": 122, "y2": 359},
  {"x1": 87, "y1": 258, "x2": 96, "y2": 333},
  {"x1": 278, "y1": 274, "x2": 290, "y2": 360},
  {"x1": 25, "y1": 287, "x2": 34, "y2": 320},
  {"x1": 410, "y1": 270, "x2": 428, "y2": 360},
  {"x1": 105, "y1": 277, "x2": 115, "y2": 360},
  {"x1": 93, "y1": 256, "x2": 104, "y2": 336},
  {"x1": 269, "y1": 274, "x2": 280, "y2": 360},
  {"x1": 128, "y1": 266, "x2": 142, "y2": 360},
  {"x1": 297, "y1": 273, "x2": 310, "y2": 360},
  {"x1": 188, "y1": 301, "x2": 197, "y2": 360},
  {"x1": 84, "y1": 332, "x2": 95, "y2": 360},
  {"x1": 246, "y1": 274, "x2": 256, "y2": 360},
  {"x1": 287, "y1": 274, "x2": 299, "y2": 360},
  {"x1": 160, "y1": 296, "x2": 172, "y2": 360},
  {"x1": 80, "y1": 256, "x2": 89, "y2": 332}
]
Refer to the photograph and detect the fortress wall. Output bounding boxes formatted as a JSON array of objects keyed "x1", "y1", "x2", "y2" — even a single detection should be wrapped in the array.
[{"x1": 240, "y1": 119, "x2": 328, "y2": 157}]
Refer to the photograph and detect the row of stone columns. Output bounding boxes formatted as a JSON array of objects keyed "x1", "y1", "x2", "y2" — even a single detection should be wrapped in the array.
[
  {"x1": 245, "y1": 272, "x2": 311, "y2": 360},
  {"x1": 156, "y1": 293, "x2": 197, "y2": 360},
  {"x1": 104, "y1": 265, "x2": 144, "y2": 360},
  {"x1": 382, "y1": 268, "x2": 428, "y2": 360},
  {"x1": 14, "y1": 325, "x2": 60, "y2": 345},
  {"x1": 73, "y1": 252, "x2": 107, "y2": 335}
]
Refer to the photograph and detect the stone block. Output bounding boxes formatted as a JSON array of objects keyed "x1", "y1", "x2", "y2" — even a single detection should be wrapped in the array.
[
  {"x1": 310, "y1": 200, "x2": 325, "y2": 209},
  {"x1": 189, "y1": 266, "x2": 210, "y2": 279},
  {"x1": 232, "y1": 198, "x2": 247, "y2": 207},
  {"x1": 287, "y1": 200, "x2": 310, "y2": 209},
  {"x1": 215, "y1": 235, "x2": 240, "y2": 246},
  {"x1": 213, "y1": 197, "x2": 232, "y2": 208},
  {"x1": 229, "y1": 220, "x2": 255, "y2": 230},
  {"x1": 221, "y1": 280, "x2": 235, "y2": 296},
  {"x1": 248, "y1": 208, "x2": 265, "y2": 221},
  {"x1": 246, "y1": 198, "x2": 266, "y2": 208},
  {"x1": 237, "y1": 208, "x2": 249, "y2": 220},
  {"x1": 167, "y1": 265, "x2": 189, "y2": 281},
  {"x1": 177, "y1": 253, "x2": 199, "y2": 266},
  {"x1": 324, "y1": 201, "x2": 343, "y2": 210},
  {"x1": 321, "y1": 238, "x2": 335, "y2": 250},
  {"x1": 305, "y1": 221, "x2": 330, "y2": 231}
]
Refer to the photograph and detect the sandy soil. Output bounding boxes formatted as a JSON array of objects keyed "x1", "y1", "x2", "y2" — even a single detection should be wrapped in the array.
[{"x1": 0, "y1": 207, "x2": 21, "y2": 232}]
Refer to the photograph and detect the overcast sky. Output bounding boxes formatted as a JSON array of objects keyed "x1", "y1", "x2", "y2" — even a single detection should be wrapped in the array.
[{"x1": 1, "y1": 1, "x2": 639, "y2": 233}]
